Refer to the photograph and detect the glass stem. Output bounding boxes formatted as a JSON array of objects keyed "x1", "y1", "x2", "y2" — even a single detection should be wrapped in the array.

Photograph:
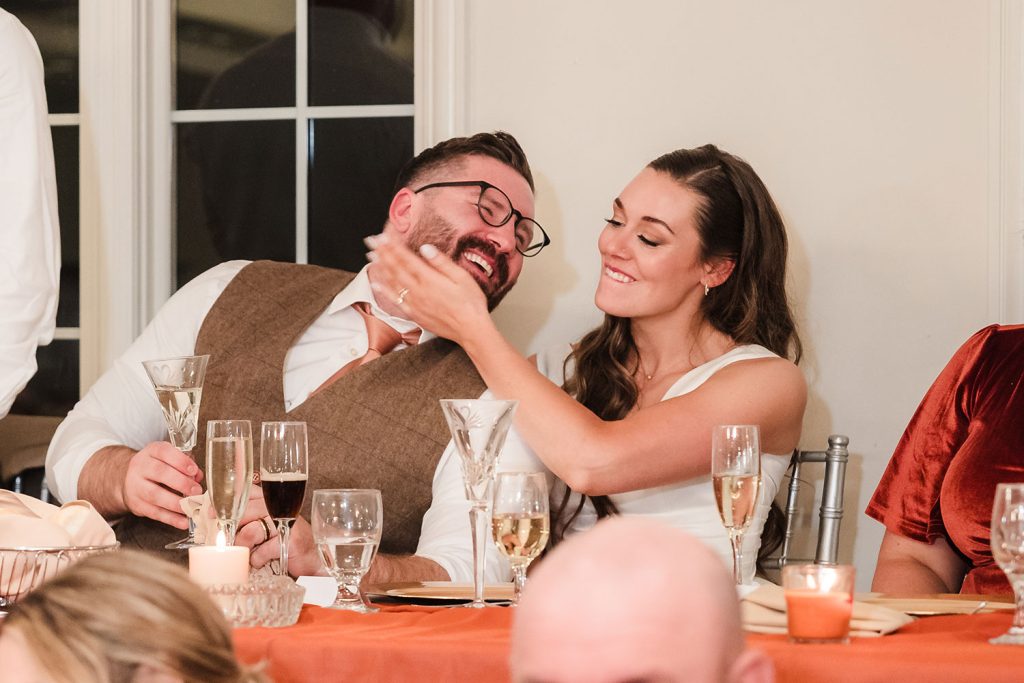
[
  {"x1": 186, "y1": 516, "x2": 196, "y2": 541},
  {"x1": 511, "y1": 565, "x2": 528, "y2": 606},
  {"x1": 217, "y1": 519, "x2": 238, "y2": 546},
  {"x1": 469, "y1": 503, "x2": 489, "y2": 607},
  {"x1": 730, "y1": 531, "x2": 745, "y2": 585},
  {"x1": 1013, "y1": 579, "x2": 1024, "y2": 630},
  {"x1": 277, "y1": 520, "x2": 291, "y2": 577}
]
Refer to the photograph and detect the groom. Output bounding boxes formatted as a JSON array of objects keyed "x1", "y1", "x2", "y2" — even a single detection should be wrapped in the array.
[{"x1": 46, "y1": 131, "x2": 546, "y2": 583}]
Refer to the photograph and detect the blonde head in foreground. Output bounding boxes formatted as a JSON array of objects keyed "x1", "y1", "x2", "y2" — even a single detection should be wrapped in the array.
[{"x1": 0, "y1": 550, "x2": 265, "y2": 683}]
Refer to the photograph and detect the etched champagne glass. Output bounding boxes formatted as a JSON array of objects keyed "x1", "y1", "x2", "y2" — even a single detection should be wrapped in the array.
[
  {"x1": 142, "y1": 354, "x2": 210, "y2": 549},
  {"x1": 711, "y1": 424, "x2": 762, "y2": 585},
  {"x1": 492, "y1": 472, "x2": 549, "y2": 605},
  {"x1": 312, "y1": 488, "x2": 383, "y2": 613},
  {"x1": 205, "y1": 420, "x2": 254, "y2": 546},
  {"x1": 990, "y1": 483, "x2": 1024, "y2": 645},
  {"x1": 440, "y1": 399, "x2": 518, "y2": 608},
  {"x1": 260, "y1": 421, "x2": 309, "y2": 576}
]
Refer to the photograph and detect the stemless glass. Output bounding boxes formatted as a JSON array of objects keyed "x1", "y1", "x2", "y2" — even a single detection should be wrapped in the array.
[
  {"x1": 492, "y1": 472, "x2": 549, "y2": 606},
  {"x1": 205, "y1": 420, "x2": 254, "y2": 546},
  {"x1": 711, "y1": 424, "x2": 762, "y2": 585},
  {"x1": 260, "y1": 421, "x2": 309, "y2": 577},
  {"x1": 312, "y1": 489, "x2": 383, "y2": 613},
  {"x1": 990, "y1": 482, "x2": 1024, "y2": 645},
  {"x1": 142, "y1": 354, "x2": 210, "y2": 549},
  {"x1": 440, "y1": 399, "x2": 518, "y2": 609}
]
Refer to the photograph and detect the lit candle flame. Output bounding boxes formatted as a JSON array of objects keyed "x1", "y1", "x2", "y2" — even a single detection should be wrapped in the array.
[{"x1": 214, "y1": 528, "x2": 228, "y2": 548}]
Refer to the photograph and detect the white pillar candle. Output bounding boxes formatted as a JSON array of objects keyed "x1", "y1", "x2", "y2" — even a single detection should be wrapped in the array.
[{"x1": 188, "y1": 545, "x2": 250, "y2": 587}]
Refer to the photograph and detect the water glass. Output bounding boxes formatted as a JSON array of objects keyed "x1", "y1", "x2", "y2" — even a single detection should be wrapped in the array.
[{"x1": 312, "y1": 489, "x2": 383, "y2": 613}]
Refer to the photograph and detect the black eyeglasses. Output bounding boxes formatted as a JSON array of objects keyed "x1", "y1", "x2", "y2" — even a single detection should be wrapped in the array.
[{"x1": 413, "y1": 180, "x2": 551, "y2": 257}]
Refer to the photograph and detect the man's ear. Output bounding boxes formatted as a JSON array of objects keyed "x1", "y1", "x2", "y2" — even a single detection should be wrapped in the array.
[
  {"x1": 388, "y1": 188, "x2": 416, "y2": 234},
  {"x1": 705, "y1": 257, "x2": 736, "y2": 288}
]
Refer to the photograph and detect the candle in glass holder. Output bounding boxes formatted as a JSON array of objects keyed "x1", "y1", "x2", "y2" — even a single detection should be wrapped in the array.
[
  {"x1": 188, "y1": 542, "x2": 249, "y2": 587},
  {"x1": 782, "y1": 564, "x2": 855, "y2": 644}
]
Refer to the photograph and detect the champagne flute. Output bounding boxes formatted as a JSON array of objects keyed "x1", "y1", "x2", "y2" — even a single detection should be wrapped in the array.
[
  {"x1": 990, "y1": 483, "x2": 1024, "y2": 645},
  {"x1": 711, "y1": 424, "x2": 762, "y2": 585},
  {"x1": 492, "y1": 472, "x2": 549, "y2": 606},
  {"x1": 142, "y1": 354, "x2": 210, "y2": 550},
  {"x1": 205, "y1": 420, "x2": 254, "y2": 546},
  {"x1": 440, "y1": 399, "x2": 518, "y2": 609},
  {"x1": 260, "y1": 421, "x2": 308, "y2": 577},
  {"x1": 312, "y1": 489, "x2": 383, "y2": 613}
]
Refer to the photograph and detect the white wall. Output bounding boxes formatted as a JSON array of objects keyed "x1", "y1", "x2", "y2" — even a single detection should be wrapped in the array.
[{"x1": 458, "y1": 0, "x2": 1018, "y2": 588}]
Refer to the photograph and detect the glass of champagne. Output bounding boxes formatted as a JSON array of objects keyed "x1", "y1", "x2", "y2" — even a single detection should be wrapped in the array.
[
  {"x1": 440, "y1": 399, "x2": 518, "y2": 609},
  {"x1": 711, "y1": 424, "x2": 762, "y2": 585},
  {"x1": 492, "y1": 472, "x2": 549, "y2": 606},
  {"x1": 312, "y1": 489, "x2": 383, "y2": 613},
  {"x1": 205, "y1": 420, "x2": 254, "y2": 546},
  {"x1": 142, "y1": 354, "x2": 210, "y2": 550},
  {"x1": 260, "y1": 421, "x2": 309, "y2": 577},
  {"x1": 990, "y1": 483, "x2": 1024, "y2": 645}
]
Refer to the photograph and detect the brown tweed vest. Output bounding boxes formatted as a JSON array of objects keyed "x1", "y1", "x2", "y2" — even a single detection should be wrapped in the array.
[{"x1": 116, "y1": 260, "x2": 485, "y2": 562}]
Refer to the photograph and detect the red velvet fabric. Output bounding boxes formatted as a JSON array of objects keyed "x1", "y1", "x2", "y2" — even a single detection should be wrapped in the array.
[{"x1": 866, "y1": 324, "x2": 1024, "y2": 595}]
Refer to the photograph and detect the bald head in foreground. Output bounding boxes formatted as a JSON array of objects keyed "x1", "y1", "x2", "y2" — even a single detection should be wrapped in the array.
[{"x1": 510, "y1": 517, "x2": 774, "y2": 683}]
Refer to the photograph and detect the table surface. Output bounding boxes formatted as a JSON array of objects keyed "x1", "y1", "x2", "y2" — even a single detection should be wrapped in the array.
[{"x1": 233, "y1": 603, "x2": 1024, "y2": 683}]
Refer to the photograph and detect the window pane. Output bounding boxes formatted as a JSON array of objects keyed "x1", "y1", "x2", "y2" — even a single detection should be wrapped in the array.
[
  {"x1": 176, "y1": 0, "x2": 296, "y2": 111},
  {"x1": 4, "y1": 1, "x2": 79, "y2": 114},
  {"x1": 176, "y1": 121, "x2": 296, "y2": 287},
  {"x1": 308, "y1": 0, "x2": 413, "y2": 106},
  {"x1": 51, "y1": 125, "x2": 79, "y2": 328},
  {"x1": 11, "y1": 340, "x2": 79, "y2": 417},
  {"x1": 307, "y1": 117, "x2": 413, "y2": 273}
]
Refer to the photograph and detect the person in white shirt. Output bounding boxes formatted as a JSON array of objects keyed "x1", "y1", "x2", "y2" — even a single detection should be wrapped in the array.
[
  {"x1": 0, "y1": 8, "x2": 61, "y2": 420},
  {"x1": 46, "y1": 131, "x2": 549, "y2": 583}
]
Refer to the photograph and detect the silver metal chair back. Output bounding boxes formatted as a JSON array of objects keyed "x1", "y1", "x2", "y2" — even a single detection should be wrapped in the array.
[{"x1": 770, "y1": 434, "x2": 849, "y2": 568}]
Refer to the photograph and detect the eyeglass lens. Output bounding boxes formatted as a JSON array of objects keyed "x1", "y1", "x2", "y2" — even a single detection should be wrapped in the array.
[{"x1": 478, "y1": 186, "x2": 538, "y2": 255}]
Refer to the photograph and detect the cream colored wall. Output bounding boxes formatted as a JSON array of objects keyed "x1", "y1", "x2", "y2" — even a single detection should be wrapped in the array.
[{"x1": 462, "y1": 0, "x2": 1007, "y2": 588}]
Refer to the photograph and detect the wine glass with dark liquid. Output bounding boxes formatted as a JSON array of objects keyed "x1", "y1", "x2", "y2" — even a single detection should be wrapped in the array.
[
  {"x1": 142, "y1": 354, "x2": 210, "y2": 549},
  {"x1": 260, "y1": 421, "x2": 308, "y2": 576}
]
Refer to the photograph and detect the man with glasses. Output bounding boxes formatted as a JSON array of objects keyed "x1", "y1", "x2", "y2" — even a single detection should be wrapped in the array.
[{"x1": 46, "y1": 131, "x2": 548, "y2": 583}]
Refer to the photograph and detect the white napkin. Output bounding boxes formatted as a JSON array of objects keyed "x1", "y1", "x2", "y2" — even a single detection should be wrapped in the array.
[
  {"x1": 180, "y1": 493, "x2": 219, "y2": 544},
  {"x1": 741, "y1": 581, "x2": 915, "y2": 637},
  {"x1": 297, "y1": 576, "x2": 336, "y2": 607},
  {"x1": 0, "y1": 491, "x2": 117, "y2": 600}
]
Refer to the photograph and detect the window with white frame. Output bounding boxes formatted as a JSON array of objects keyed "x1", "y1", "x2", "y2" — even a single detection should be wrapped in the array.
[{"x1": 172, "y1": 0, "x2": 414, "y2": 287}]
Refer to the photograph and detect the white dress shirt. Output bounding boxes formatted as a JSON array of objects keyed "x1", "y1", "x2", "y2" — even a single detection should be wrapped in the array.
[
  {"x1": 0, "y1": 10, "x2": 61, "y2": 418},
  {"x1": 45, "y1": 261, "x2": 421, "y2": 502}
]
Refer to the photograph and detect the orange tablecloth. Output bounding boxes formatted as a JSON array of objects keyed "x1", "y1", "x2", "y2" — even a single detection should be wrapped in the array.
[{"x1": 234, "y1": 605, "x2": 1024, "y2": 683}]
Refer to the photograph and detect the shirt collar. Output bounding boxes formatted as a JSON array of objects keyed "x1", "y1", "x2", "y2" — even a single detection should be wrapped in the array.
[{"x1": 328, "y1": 265, "x2": 433, "y2": 339}]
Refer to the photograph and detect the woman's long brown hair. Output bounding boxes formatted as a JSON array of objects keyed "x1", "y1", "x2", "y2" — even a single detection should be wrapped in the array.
[{"x1": 554, "y1": 145, "x2": 802, "y2": 569}]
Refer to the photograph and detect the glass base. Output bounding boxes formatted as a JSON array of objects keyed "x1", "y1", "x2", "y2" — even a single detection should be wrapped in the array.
[
  {"x1": 990, "y1": 628, "x2": 1024, "y2": 646},
  {"x1": 327, "y1": 599, "x2": 378, "y2": 614},
  {"x1": 164, "y1": 535, "x2": 199, "y2": 550},
  {"x1": 455, "y1": 600, "x2": 495, "y2": 609}
]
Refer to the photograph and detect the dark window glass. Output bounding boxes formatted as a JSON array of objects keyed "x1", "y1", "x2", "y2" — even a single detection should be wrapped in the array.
[
  {"x1": 176, "y1": 120, "x2": 297, "y2": 287},
  {"x1": 176, "y1": 1, "x2": 295, "y2": 110},
  {"x1": 5, "y1": 1, "x2": 79, "y2": 114},
  {"x1": 51, "y1": 125, "x2": 79, "y2": 327},
  {"x1": 307, "y1": 117, "x2": 413, "y2": 272},
  {"x1": 11, "y1": 340, "x2": 80, "y2": 417},
  {"x1": 307, "y1": 0, "x2": 413, "y2": 106}
]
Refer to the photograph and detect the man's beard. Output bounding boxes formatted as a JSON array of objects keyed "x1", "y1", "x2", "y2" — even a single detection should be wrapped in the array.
[{"x1": 406, "y1": 212, "x2": 516, "y2": 311}]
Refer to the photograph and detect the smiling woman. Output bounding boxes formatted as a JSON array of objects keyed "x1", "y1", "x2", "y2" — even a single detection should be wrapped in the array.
[{"x1": 370, "y1": 143, "x2": 806, "y2": 582}]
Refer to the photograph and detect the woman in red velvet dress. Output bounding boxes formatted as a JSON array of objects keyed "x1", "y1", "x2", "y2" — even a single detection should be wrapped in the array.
[{"x1": 867, "y1": 324, "x2": 1024, "y2": 595}]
